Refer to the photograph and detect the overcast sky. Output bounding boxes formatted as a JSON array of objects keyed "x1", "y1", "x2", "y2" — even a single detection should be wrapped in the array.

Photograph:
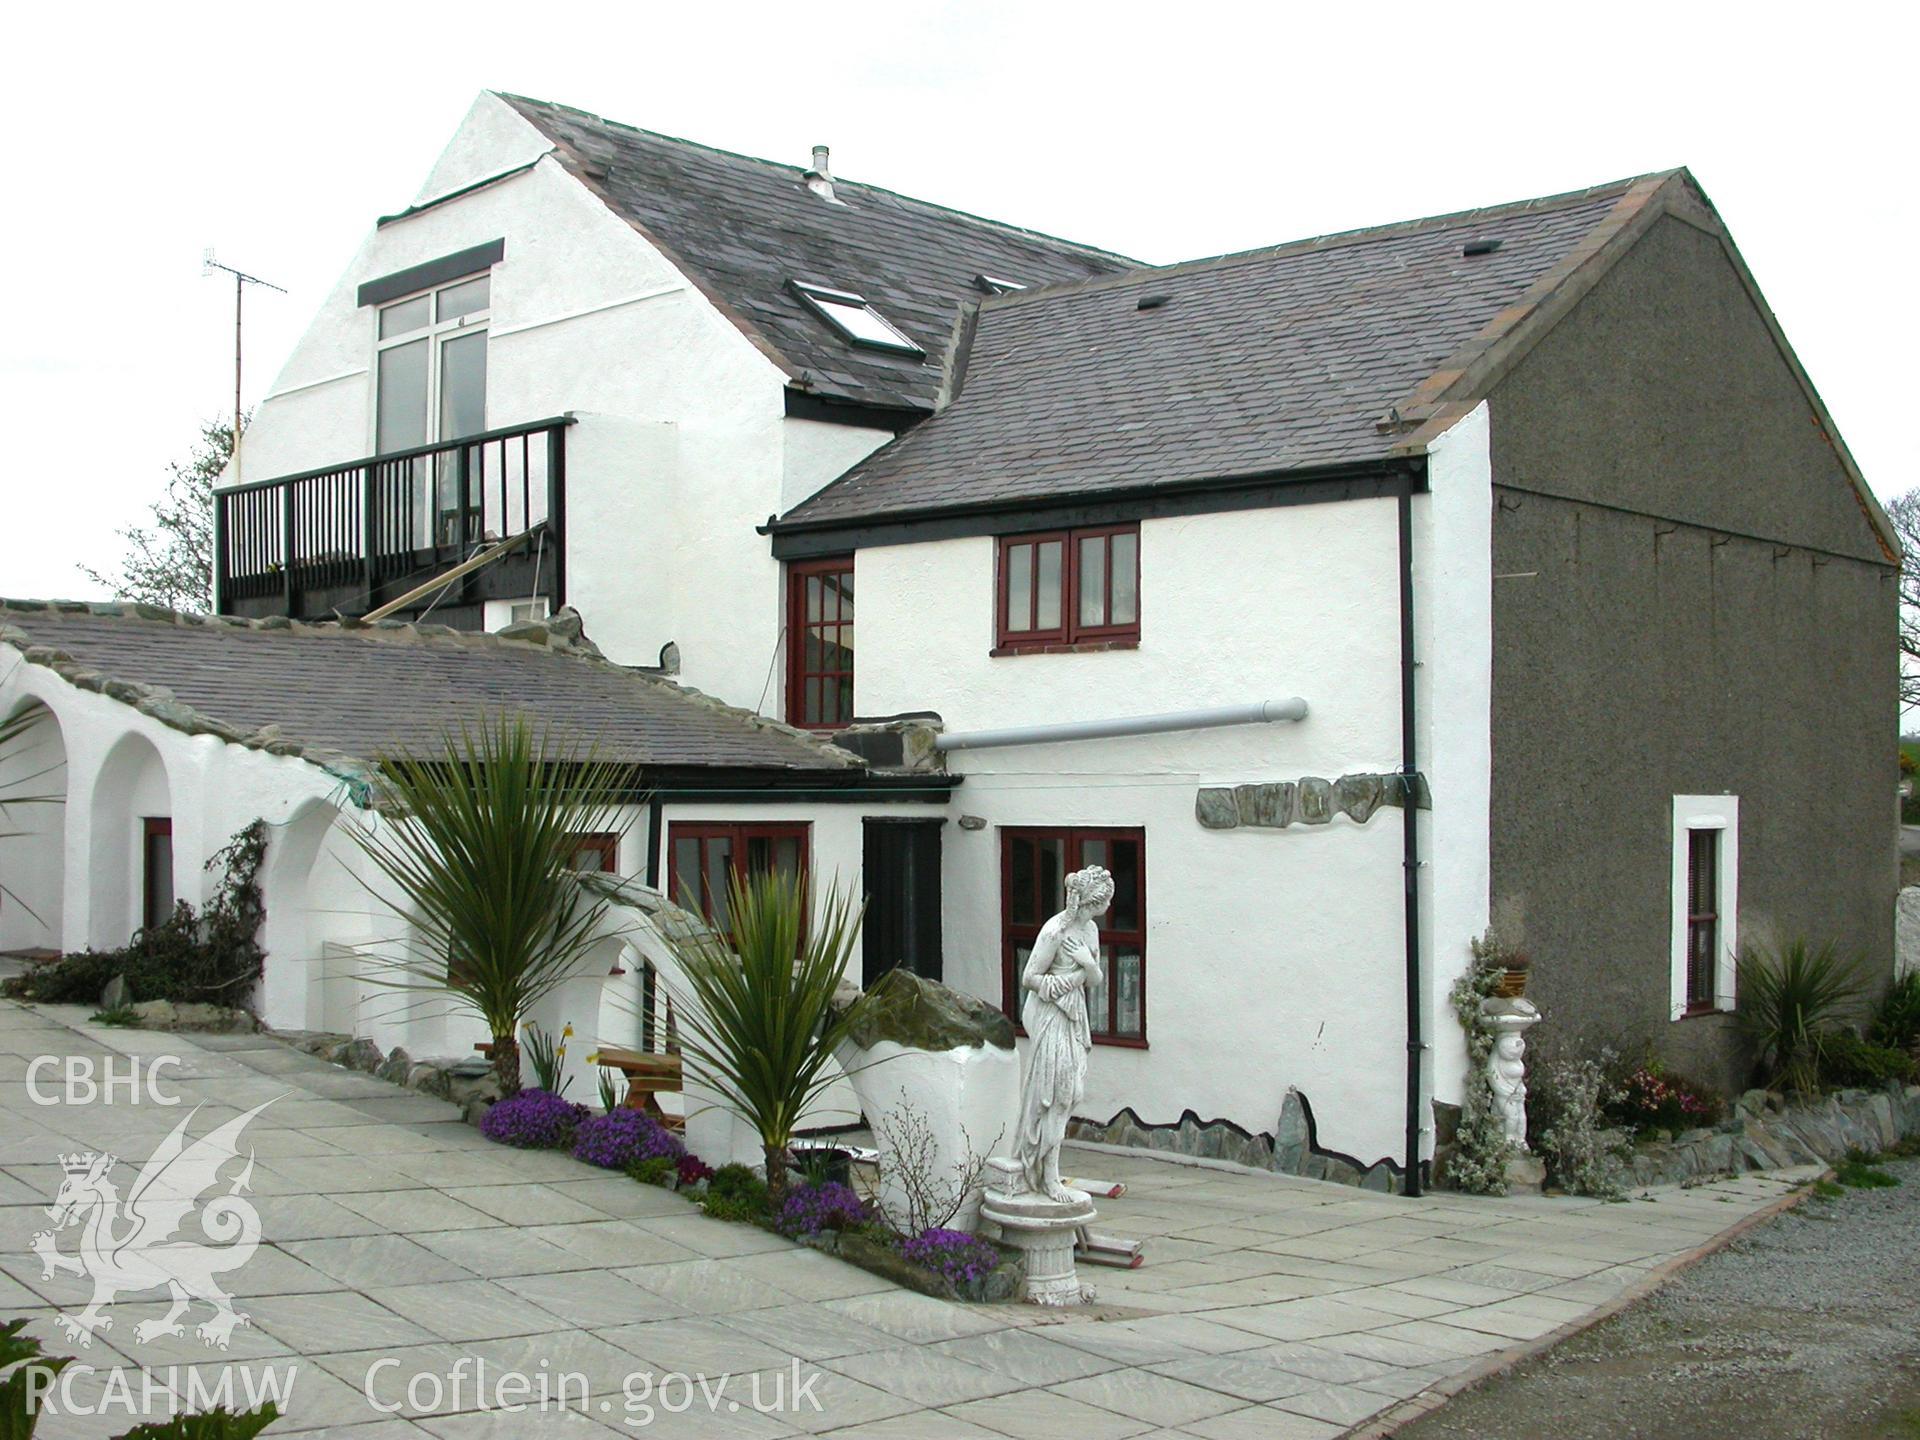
[{"x1": 3, "y1": 1, "x2": 1911, "y2": 600}]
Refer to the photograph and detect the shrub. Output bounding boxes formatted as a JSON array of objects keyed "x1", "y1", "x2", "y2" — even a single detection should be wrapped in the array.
[
  {"x1": 898, "y1": 1228, "x2": 1005, "y2": 1290},
  {"x1": 627, "y1": 1156, "x2": 676, "y2": 1187},
  {"x1": 1603, "y1": 1061, "x2": 1725, "y2": 1137},
  {"x1": 1869, "y1": 972, "x2": 1920, "y2": 1053},
  {"x1": 1815, "y1": 1029, "x2": 1918, "y2": 1089},
  {"x1": 1531, "y1": 1050, "x2": 1629, "y2": 1198},
  {"x1": 572, "y1": 1108, "x2": 685, "y2": 1170},
  {"x1": 774, "y1": 1181, "x2": 872, "y2": 1238},
  {"x1": 699, "y1": 1163, "x2": 771, "y2": 1222},
  {"x1": 3, "y1": 823, "x2": 268, "y2": 1007},
  {"x1": 676, "y1": 1154, "x2": 715, "y2": 1188},
  {"x1": 1445, "y1": 934, "x2": 1515, "y2": 1194},
  {"x1": 480, "y1": 1088, "x2": 588, "y2": 1149},
  {"x1": 1737, "y1": 939, "x2": 1867, "y2": 1092}
]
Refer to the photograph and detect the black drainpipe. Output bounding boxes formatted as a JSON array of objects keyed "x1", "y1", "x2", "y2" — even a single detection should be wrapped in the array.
[
  {"x1": 1397, "y1": 473, "x2": 1426, "y2": 1198},
  {"x1": 645, "y1": 794, "x2": 664, "y2": 889}
]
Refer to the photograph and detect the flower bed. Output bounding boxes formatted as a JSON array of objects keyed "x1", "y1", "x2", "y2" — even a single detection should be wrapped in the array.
[
  {"x1": 572, "y1": 1108, "x2": 684, "y2": 1170},
  {"x1": 479, "y1": 1088, "x2": 588, "y2": 1149}
]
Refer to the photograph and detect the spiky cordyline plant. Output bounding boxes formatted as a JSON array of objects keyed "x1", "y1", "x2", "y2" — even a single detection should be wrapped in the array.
[
  {"x1": 1736, "y1": 938, "x2": 1867, "y2": 1093},
  {"x1": 347, "y1": 716, "x2": 634, "y2": 1095},
  {"x1": 664, "y1": 869, "x2": 865, "y2": 1202}
]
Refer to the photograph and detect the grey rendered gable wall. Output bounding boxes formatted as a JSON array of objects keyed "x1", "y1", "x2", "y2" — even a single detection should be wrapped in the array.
[{"x1": 1484, "y1": 214, "x2": 1897, "y2": 1093}]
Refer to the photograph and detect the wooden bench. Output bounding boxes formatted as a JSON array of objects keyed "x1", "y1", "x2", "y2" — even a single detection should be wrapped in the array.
[{"x1": 593, "y1": 1048, "x2": 684, "y2": 1130}]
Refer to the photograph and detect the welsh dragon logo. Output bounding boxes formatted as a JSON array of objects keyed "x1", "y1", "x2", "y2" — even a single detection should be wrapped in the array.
[{"x1": 31, "y1": 1098, "x2": 277, "y2": 1350}]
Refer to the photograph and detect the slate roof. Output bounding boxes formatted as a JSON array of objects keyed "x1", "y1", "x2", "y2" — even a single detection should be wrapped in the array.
[
  {"x1": 0, "y1": 602, "x2": 860, "y2": 780},
  {"x1": 775, "y1": 173, "x2": 1678, "y2": 529},
  {"x1": 498, "y1": 94, "x2": 1135, "y2": 413}
]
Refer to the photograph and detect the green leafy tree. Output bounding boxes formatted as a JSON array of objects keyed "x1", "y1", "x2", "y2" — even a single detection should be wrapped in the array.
[
  {"x1": 347, "y1": 717, "x2": 635, "y2": 1095},
  {"x1": 79, "y1": 418, "x2": 236, "y2": 614}
]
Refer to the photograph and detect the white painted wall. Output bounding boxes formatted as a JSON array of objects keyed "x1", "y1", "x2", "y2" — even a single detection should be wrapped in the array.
[
  {"x1": 0, "y1": 699, "x2": 67, "y2": 952},
  {"x1": 1415, "y1": 402, "x2": 1496, "y2": 1159},
  {"x1": 224, "y1": 92, "x2": 896, "y2": 715},
  {"x1": 856, "y1": 499, "x2": 1417, "y2": 1166}
]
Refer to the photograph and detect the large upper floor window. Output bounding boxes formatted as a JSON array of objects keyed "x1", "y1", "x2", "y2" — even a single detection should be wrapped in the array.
[
  {"x1": 1001, "y1": 827, "x2": 1146, "y2": 1044},
  {"x1": 995, "y1": 524, "x2": 1139, "y2": 653},
  {"x1": 787, "y1": 557, "x2": 854, "y2": 729},
  {"x1": 375, "y1": 273, "x2": 490, "y2": 455}
]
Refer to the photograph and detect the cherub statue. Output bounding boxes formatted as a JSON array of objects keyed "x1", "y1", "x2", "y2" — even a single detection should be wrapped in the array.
[
  {"x1": 1011, "y1": 864, "x2": 1113, "y2": 1202},
  {"x1": 1488, "y1": 1031, "x2": 1528, "y2": 1148}
]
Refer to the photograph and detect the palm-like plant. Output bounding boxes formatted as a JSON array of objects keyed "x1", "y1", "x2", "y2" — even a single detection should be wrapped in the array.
[
  {"x1": 664, "y1": 869, "x2": 865, "y2": 1201},
  {"x1": 1736, "y1": 938, "x2": 1867, "y2": 1092},
  {"x1": 347, "y1": 716, "x2": 634, "y2": 1095}
]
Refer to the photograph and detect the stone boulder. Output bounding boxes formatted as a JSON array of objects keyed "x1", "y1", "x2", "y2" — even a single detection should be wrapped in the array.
[{"x1": 839, "y1": 968, "x2": 1016, "y2": 1052}]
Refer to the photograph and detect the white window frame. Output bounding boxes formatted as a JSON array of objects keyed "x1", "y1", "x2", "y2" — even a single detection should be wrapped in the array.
[
  {"x1": 790, "y1": 281, "x2": 923, "y2": 356},
  {"x1": 372, "y1": 273, "x2": 491, "y2": 454},
  {"x1": 1670, "y1": 794, "x2": 1739, "y2": 1020}
]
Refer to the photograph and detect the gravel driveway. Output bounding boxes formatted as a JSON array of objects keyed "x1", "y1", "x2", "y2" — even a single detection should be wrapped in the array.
[{"x1": 1393, "y1": 1152, "x2": 1920, "y2": 1439}]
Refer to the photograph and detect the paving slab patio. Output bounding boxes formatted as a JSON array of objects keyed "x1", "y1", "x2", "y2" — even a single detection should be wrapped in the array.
[{"x1": 0, "y1": 998, "x2": 1818, "y2": 1437}]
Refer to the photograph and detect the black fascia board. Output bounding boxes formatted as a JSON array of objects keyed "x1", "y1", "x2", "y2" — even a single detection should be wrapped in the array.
[
  {"x1": 358, "y1": 239, "x2": 507, "y2": 308},
  {"x1": 765, "y1": 459, "x2": 1427, "y2": 560},
  {"x1": 783, "y1": 388, "x2": 926, "y2": 435},
  {"x1": 632, "y1": 766, "x2": 962, "y2": 804}
]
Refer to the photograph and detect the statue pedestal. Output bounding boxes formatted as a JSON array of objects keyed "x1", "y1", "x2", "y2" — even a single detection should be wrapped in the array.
[{"x1": 979, "y1": 1158, "x2": 1096, "y2": 1306}]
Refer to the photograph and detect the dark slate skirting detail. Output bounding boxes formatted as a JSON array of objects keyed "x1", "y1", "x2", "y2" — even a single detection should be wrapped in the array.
[
  {"x1": 1069, "y1": 1088, "x2": 1409, "y2": 1194},
  {"x1": 1195, "y1": 772, "x2": 1431, "y2": 830}
]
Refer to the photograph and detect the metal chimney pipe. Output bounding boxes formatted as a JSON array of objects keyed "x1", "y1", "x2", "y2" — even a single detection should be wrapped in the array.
[
  {"x1": 933, "y1": 699, "x2": 1308, "y2": 753},
  {"x1": 810, "y1": 144, "x2": 831, "y2": 179}
]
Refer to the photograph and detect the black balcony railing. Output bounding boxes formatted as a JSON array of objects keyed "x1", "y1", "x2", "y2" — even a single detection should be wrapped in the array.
[{"x1": 214, "y1": 416, "x2": 572, "y2": 619}]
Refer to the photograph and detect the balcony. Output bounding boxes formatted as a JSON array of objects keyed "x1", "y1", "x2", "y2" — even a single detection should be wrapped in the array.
[{"x1": 214, "y1": 416, "x2": 572, "y2": 625}]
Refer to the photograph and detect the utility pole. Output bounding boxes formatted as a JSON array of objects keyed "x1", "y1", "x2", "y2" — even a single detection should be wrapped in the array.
[{"x1": 202, "y1": 251, "x2": 285, "y2": 484}]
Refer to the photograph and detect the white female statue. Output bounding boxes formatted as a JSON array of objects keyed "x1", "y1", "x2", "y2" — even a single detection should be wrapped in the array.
[{"x1": 1012, "y1": 864, "x2": 1113, "y2": 1202}]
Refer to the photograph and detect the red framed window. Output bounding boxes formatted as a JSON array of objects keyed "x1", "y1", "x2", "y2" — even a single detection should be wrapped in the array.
[
  {"x1": 787, "y1": 557, "x2": 855, "y2": 729},
  {"x1": 668, "y1": 822, "x2": 810, "y2": 930},
  {"x1": 1001, "y1": 827, "x2": 1146, "y2": 1044},
  {"x1": 569, "y1": 833, "x2": 619, "y2": 873},
  {"x1": 1685, "y1": 828, "x2": 1719, "y2": 1012},
  {"x1": 996, "y1": 524, "x2": 1139, "y2": 652},
  {"x1": 141, "y1": 817, "x2": 174, "y2": 932}
]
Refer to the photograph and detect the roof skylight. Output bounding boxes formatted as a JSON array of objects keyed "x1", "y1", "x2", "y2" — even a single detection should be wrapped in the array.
[{"x1": 792, "y1": 282, "x2": 924, "y2": 356}]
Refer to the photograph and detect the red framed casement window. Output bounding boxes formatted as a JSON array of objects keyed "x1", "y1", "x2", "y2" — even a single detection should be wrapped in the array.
[
  {"x1": 141, "y1": 817, "x2": 174, "y2": 932},
  {"x1": 1684, "y1": 827, "x2": 1720, "y2": 1012},
  {"x1": 569, "y1": 833, "x2": 619, "y2": 874},
  {"x1": 1000, "y1": 827, "x2": 1146, "y2": 1044},
  {"x1": 668, "y1": 822, "x2": 810, "y2": 930},
  {"x1": 787, "y1": 557, "x2": 855, "y2": 729},
  {"x1": 995, "y1": 524, "x2": 1139, "y2": 653}
]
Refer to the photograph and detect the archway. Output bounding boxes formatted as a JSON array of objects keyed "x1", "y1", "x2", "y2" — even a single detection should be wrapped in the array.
[
  {"x1": 87, "y1": 731, "x2": 173, "y2": 950},
  {"x1": 259, "y1": 796, "x2": 364, "y2": 1030},
  {"x1": 0, "y1": 700, "x2": 69, "y2": 955}
]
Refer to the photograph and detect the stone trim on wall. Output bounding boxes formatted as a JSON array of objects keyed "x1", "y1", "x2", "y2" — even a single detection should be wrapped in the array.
[
  {"x1": 1195, "y1": 772, "x2": 1431, "y2": 831},
  {"x1": 1068, "y1": 1087, "x2": 1408, "y2": 1193}
]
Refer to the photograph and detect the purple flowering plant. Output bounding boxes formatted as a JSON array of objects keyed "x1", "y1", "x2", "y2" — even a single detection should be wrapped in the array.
[
  {"x1": 773, "y1": 1181, "x2": 873, "y2": 1238},
  {"x1": 677, "y1": 1154, "x2": 716, "y2": 1188},
  {"x1": 898, "y1": 1228, "x2": 1004, "y2": 1290},
  {"x1": 480, "y1": 1088, "x2": 588, "y2": 1149},
  {"x1": 572, "y1": 1107, "x2": 686, "y2": 1170}
]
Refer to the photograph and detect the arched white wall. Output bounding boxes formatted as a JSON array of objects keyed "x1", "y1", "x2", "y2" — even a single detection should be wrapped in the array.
[
  {"x1": 0, "y1": 700, "x2": 68, "y2": 953},
  {"x1": 86, "y1": 731, "x2": 173, "y2": 950}
]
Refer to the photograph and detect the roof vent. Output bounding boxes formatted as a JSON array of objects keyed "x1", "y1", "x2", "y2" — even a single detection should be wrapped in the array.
[
  {"x1": 1462, "y1": 236, "x2": 1503, "y2": 257},
  {"x1": 1137, "y1": 293, "x2": 1172, "y2": 310},
  {"x1": 805, "y1": 144, "x2": 843, "y2": 205}
]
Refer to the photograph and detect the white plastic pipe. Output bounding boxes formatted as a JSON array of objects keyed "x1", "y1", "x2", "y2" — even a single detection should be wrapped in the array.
[{"x1": 933, "y1": 698, "x2": 1308, "y2": 753}]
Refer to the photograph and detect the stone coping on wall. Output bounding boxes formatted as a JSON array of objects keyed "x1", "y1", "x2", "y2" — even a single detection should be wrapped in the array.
[
  {"x1": 1614, "y1": 1082, "x2": 1920, "y2": 1188},
  {"x1": 1195, "y1": 772, "x2": 1431, "y2": 831}
]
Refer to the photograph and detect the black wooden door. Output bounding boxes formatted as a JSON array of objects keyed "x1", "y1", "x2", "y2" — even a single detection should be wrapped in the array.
[{"x1": 862, "y1": 818, "x2": 944, "y2": 988}]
